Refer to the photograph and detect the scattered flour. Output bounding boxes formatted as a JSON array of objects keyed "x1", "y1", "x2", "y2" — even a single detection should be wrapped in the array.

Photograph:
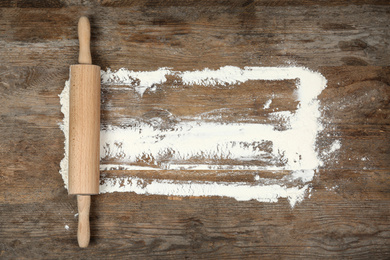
[
  {"x1": 59, "y1": 66, "x2": 332, "y2": 207},
  {"x1": 329, "y1": 140, "x2": 341, "y2": 153},
  {"x1": 321, "y1": 140, "x2": 342, "y2": 161},
  {"x1": 263, "y1": 98, "x2": 273, "y2": 109},
  {"x1": 101, "y1": 67, "x2": 171, "y2": 97}
]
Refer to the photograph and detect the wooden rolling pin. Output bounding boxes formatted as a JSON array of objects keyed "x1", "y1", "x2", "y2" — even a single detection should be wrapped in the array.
[{"x1": 68, "y1": 16, "x2": 100, "y2": 248}]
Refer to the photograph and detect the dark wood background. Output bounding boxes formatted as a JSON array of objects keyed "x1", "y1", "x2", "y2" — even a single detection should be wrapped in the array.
[{"x1": 1, "y1": 0, "x2": 389, "y2": 259}]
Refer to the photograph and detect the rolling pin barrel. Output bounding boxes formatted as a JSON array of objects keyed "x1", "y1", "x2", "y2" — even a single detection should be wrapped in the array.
[{"x1": 68, "y1": 64, "x2": 100, "y2": 195}]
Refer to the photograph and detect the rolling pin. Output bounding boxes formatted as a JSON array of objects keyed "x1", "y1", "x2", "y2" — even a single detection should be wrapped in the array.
[{"x1": 68, "y1": 16, "x2": 100, "y2": 248}]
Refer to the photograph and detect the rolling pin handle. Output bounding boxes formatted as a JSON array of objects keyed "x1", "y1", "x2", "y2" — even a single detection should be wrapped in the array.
[
  {"x1": 78, "y1": 16, "x2": 92, "y2": 65},
  {"x1": 77, "y1": 195, "x2": 91, "y2": 248}
]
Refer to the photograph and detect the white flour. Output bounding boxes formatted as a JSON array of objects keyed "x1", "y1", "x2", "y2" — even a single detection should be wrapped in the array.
[
  {"x1": 59, "y1": 66, "x2": 332, "y2": 207},
  {"x1": 329, "y1": 140, "x2": 342, "y2": 153},
  {"x1": 263, "y1": 98, "x2": 273, "y2": 109}
]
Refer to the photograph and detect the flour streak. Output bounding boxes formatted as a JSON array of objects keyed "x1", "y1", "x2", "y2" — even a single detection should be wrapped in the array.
[{"x1": 59, "y1": 66, "x2": 331, "y2": 207}]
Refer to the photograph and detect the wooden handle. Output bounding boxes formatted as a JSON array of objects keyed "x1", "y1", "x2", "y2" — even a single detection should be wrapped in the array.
[
  {"x1": 77, "y1": 195, "x2": 91, "y2": 248},
  {"x1": 78, "y1": 16, "x2": 92, "y2": 64}
]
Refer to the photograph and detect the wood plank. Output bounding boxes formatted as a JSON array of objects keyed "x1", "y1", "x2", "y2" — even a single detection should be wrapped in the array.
[{"x1": 1, "y1": 4, "x2": 389, "y2": 68}]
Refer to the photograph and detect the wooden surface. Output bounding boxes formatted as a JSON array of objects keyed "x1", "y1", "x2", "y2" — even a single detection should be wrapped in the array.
[{"x1": 1, "y1": 0, "x2": 390, "y2": 259}]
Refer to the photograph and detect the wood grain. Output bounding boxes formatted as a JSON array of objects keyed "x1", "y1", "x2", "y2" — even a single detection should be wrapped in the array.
[
  {"x1": 69, "y1": 65, "x2": 100, "y2": 195},
  {"x1": 0, "y1": 0, "x2": 389, "y2": 258}
]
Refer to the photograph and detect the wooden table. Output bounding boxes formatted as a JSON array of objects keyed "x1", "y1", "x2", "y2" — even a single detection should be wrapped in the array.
[{"x1": 1, "y1": 1, "x2": 389, "y2": 258}]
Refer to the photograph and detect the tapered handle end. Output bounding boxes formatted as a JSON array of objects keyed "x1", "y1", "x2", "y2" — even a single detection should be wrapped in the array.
[
  {"x1": 77, "y1": 195, "x2": 91, "y2": 248},
  {"x1": 78, "y1": 16, "x2": 92, "y2": 64}
]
